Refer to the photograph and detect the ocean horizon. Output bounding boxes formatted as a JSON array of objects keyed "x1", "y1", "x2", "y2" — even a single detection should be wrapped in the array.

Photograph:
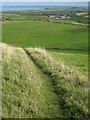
[{"x1": 2, "y1": 2, "x2": 88, "y2": 11}]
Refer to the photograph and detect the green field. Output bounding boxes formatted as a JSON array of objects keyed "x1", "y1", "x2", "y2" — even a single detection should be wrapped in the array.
[
  {"x1": 3, "y1": 21, "x2": 88, "y2": 50},
  {"x1": 76, "y1": 12, "x2": 88, "y2": 16},
  {"x1": 49, "y1": 51, "x2": 88, "y2": 75}
]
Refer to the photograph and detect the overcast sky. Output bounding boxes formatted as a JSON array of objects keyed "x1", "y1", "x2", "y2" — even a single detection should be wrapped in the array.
[{"x1": 2, "y1": 0, "x2": 89, "y2": 2}]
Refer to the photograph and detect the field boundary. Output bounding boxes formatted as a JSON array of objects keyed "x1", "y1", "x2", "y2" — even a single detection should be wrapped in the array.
[{"x1": 46, "y1": 48, "x2": 88, "y2": 52}]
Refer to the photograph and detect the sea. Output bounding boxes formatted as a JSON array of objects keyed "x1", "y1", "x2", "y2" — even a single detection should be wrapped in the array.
[{"x1": 1, "y1": 2, "x2": 88, "y2": 11}]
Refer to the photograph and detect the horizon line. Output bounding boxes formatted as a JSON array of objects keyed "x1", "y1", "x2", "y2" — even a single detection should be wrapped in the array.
[{"x1": 2, "y1": 1, "x2": 89, "y2": 2}]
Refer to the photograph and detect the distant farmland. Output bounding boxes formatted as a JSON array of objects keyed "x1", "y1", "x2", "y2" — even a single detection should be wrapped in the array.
[{"x1": 2, "y1": 21, "x2": 88, "y2": 51}]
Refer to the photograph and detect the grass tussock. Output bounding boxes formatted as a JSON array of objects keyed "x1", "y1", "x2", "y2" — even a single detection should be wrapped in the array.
[{"x1": 25, "y1": 48, "x2": 88, "y2": 118}]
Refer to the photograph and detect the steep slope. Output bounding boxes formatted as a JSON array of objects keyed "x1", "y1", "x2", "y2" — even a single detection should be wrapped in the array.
[{"x1": 2, "y1": 44, "x2": 61, "y2": 118}]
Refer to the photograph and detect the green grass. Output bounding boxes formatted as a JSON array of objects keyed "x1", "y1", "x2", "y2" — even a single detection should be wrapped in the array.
[
  {"x1": 25, "y1": 47, "x2": 88, "y2": 118},
  {"x1": 76, "y1": 12, "x2": 88, "y2": 16},
  {"x1": 3, "y1": 14, "x2": 45, "y2": 21},
  {"x1": 2, "y1": 9, "x2": 88, "y2": 118},
  {"x1": 71, "y1": 15, "x2": 88, "y2": 24},
  {"x1": 3, "y1": 21, "x2": 88, "y2": 51},
  {"x1": 2, "y1": 44, "x2": 89, "y2": 118},
  {"x1": 2, "y1": 44, "x2": 61, "y2": 118},
  {"x1": 49, "y1": 50, "x2": 88, "y2": 75}
]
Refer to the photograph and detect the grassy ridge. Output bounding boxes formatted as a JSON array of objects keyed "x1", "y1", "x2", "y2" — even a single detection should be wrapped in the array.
[
  {"x1": 2, "y1": 21, "x2": 88, "y2": 50},
  {"x1": 25, "y1": 48, "x2": 88, "y2": 118},
  {"x1": 2, "y1": 44, "x2": 61, "y2": 118}
]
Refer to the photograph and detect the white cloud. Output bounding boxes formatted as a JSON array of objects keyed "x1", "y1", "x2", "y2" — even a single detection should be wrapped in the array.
[{"x1": 2, "y1": 0, "x2": 89, "y2": 2}]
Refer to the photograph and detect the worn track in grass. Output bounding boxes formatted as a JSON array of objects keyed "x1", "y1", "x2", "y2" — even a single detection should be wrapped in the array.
[
  {"x1": 25, "y1": 47, "x2": 88, "y2": 119},
  {"x1": 2, "y1": 44, "x2": 89, "y2": 119},
  {"x1": 2, "y1": 44, "x2": 61, "y2": 118}
]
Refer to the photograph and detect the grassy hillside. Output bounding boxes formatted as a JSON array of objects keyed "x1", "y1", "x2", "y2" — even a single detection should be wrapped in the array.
[
  {"x1": 2, "y1": 44, "x2": 88, "y2": 118},
  {"x1": 49, "y1": 50, "x2": 88, "y2": 75},
  {"x1": 2, "y1": 44, "x2": 61, "y2": 118},
  {"x1": 2, "y1": 21, "x2": 88, "y2": 51},
  {"x1": 25, "y1": 48, "x2": 88, "y2": 118}
]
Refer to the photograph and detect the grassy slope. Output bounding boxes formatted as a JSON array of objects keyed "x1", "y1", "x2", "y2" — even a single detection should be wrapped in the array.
[
  {"x1": 2, "y1": 44, "x2": 61, "y2": 118},
  {"x1": 2, "y1": 21, "x2": 88, "y2": 50},
  {"x1": 49, "y1": 51, "x2": 88, "y2": 75},
  {"x1": 2, "y1": 44, "x2": 88, "y2": 118},
  {"x1": 25, "y1": 48, "x2": 88, "y2": 118}
]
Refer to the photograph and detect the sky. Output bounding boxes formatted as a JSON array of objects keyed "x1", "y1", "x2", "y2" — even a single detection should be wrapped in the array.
[{"x1": 2, "y1": 0, "x2": 89, "y2": 2}]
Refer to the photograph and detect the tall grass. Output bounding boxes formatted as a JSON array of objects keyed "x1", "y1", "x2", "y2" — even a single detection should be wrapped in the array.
[
  {"x1": 25, "y1": 48, "x2": 88, "y2": 119},
  {"x1": 2, "y1": 44, "x2": 61, "y2": 118}
]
